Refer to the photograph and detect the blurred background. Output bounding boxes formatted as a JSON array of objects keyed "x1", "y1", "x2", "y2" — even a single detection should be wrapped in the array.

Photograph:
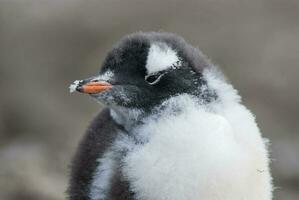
[{"x1": 0, "y1": 0, "x2": 298, "y2": 199}]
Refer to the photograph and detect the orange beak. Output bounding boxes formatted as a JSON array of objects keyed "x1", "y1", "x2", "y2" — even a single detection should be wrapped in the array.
[{"x1": 76, "y1": 81, "x2": 113, "y2": 94}]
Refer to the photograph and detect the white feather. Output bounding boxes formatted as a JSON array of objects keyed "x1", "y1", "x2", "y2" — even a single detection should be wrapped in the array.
[
  {"x1": 90, "y1": 150, "x2": 117, "y2": 200},
  {"x1": 94, "y1": 70, "x2": 114, "y2": 82},
  {"x1": 145, "y1": 43, "x2": 179, "y2": 74},
  {"x1": 89, "y1": 133, "x2": 134, "y2": 200}
]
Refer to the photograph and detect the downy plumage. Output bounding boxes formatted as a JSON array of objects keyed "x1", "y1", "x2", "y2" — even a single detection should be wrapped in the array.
[{"x1": 68, "y1": 32, "x2": 272, "y2": 200}]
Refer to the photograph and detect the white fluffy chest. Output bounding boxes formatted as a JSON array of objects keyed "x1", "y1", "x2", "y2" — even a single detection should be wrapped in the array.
[{"x1": 122, "y1": 107, "x2": 271, "y2": 200}]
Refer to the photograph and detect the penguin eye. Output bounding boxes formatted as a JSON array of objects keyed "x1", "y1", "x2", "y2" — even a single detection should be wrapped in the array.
[{"x1": 145, "y1": 72, "x2": 165, "y2": 85}]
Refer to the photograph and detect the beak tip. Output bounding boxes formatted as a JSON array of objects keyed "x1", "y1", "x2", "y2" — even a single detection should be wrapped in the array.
[{"x1": 76, "y1": 85, "x2": 84, "y2": 93}]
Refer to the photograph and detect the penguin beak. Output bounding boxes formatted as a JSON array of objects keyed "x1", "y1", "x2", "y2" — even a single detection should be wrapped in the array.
[{"x1": 70, "y1": 79, "x2": 113, "y2": 94}]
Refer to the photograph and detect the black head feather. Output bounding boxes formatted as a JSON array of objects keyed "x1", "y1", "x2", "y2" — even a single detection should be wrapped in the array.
[{"x1": 85, "y1": 32, "x2": 216, "y2": 112}]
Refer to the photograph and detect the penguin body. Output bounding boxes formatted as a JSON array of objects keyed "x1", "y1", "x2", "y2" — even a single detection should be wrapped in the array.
[{"x1": 69, "y1": 32, "x2": 272, "y2": 200}]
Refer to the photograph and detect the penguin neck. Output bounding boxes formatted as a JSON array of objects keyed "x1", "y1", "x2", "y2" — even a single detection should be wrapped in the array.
[
  {"x1": 109, "y1": 106, "x2": 145, "y2": 131},
  {"x1": 109, "y1": 94, "x2": 208, "y2": 132}
]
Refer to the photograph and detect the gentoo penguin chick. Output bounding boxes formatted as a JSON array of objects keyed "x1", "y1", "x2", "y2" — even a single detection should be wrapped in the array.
[{"x1": 68, "y1": 32, "x2": 272, "y2": 200}]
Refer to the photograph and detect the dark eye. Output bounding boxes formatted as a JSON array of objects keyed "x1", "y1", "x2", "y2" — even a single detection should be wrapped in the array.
[{"x1": 145, "y1": 73, "x2": 165, "y2": 85}]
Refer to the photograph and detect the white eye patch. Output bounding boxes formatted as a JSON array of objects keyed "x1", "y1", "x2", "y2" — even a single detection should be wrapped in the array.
[{"x1": 145, "y1": 42, "x2": 180, "y2": 74}]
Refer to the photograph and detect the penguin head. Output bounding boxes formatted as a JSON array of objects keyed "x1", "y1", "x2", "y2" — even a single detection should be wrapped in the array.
[{"x1": 70, "y1": 32, "x2": 216, "y2": 113}]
